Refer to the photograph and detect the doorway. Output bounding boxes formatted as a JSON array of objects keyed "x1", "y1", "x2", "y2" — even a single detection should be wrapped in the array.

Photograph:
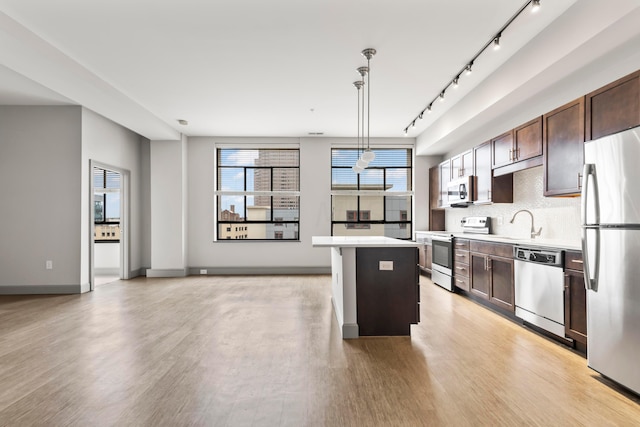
[{"x1": 90, "y1": 161, "x2": 130, "y2": 290}]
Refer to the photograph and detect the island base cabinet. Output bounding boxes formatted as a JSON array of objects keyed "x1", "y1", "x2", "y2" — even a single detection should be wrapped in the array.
[{"x1": 355, "y1": 247, "x2": 419, "y2": 336}]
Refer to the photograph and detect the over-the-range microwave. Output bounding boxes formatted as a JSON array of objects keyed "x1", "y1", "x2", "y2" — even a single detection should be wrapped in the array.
[{"x1": 447, "y1": 175, "x2": 475, "y2": 207}]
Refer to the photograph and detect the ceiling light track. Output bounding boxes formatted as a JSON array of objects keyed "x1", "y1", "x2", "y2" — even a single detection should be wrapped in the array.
[{"x1": 402, "y1": 0, "x2": 541, "y2": 136}]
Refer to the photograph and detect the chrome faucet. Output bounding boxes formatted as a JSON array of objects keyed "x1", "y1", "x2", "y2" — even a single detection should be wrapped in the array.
[{"x1": 509, "y1": 209, "x2": 542, "y2": 239}]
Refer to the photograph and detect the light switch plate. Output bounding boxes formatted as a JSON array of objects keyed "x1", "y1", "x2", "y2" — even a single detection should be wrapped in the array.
[{"x1": 379, "y1": 261, "x2": 394, "y2": 271}]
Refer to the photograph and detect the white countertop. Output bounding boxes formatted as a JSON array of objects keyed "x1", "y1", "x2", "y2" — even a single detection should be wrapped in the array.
[
  {"x1": 312, "y1": 236, "x2": 421, "y2": 248},
  {"x1": 415, "y1": 230, "x2": 581, "y2": 251}
]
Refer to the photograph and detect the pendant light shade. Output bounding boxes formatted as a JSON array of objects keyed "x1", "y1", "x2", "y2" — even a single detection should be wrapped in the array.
[{"x1": 361, "y1": 149, "x2": 375, "y2": 162}]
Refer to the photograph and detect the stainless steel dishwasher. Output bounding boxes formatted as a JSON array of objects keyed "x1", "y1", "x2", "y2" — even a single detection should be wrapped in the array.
[{"x1": 513, "y1": 246, "x2": 566, "y2": 338}]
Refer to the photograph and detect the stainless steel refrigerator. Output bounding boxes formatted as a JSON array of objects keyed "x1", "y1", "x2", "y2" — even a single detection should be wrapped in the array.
[{"x1": 582, "y1": 125, "x2": 640, "y2": 394}]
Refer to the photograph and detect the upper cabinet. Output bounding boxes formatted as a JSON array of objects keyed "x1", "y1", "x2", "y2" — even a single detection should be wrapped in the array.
[
  {"x1": 474, "y1": 141, "x2": 513, "y2": 205},
  {"x1": 543, "y1": 97, "x2": 585, "y2": 197},
  {"x1": 586, "y1": 70, "x2": 640, "y2": 141},
  {"x1": 491, "y1": 130, "x2": 514, "y2": 169},
  {"x1": 451, "y1": 149, "x2": 474, "y2": 179},
  {"x1": 492, "y1": 117, "x2": 543, "y2": 176},
  {"x1": 438, "y1": 159, "x2": 451, "y2": 208}
]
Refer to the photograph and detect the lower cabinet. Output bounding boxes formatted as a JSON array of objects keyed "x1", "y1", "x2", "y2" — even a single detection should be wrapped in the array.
[
  {"x1": 453, "y1": 238, "x2": 470, "y2": 291},
  {"x1": 564, "y1": 251, "x2": 587, "y2": 346},
  {"x1": 470, "y1": 241, "x2": 515, "y2": 313},
  {"x1": 416, "y1": 233, "x2": 432, "y2": 274}
]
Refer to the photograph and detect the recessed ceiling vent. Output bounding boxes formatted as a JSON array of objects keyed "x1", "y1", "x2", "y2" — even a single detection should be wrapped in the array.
[{"x1": 308, "y1": 132, "x2": 324, "y2": 136}]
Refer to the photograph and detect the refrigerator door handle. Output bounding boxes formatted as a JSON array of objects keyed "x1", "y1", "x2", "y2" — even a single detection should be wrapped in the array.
[
  {"x1": 582, "y1": 226, "x2": 599, "y2": 292},
  {"x1": 581, "y1": 163, "x2": 599, "y2": 226}
]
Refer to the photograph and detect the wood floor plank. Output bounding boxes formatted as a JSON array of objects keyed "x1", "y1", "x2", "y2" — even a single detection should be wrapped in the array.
[{"x1": 0, "y1": 274, "x2": 638, "y2": 426}]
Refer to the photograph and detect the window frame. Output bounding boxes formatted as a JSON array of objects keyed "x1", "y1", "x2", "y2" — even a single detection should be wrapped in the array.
[
  {"x1": 93, "y1": 167, "x2": 121, "y2": 243},
  {"x1": 331, "y1": 148, "x2": 413, "y2": 238},
  {"x1": 215, "y1": 147, "x2": 300, "y2": 241}
]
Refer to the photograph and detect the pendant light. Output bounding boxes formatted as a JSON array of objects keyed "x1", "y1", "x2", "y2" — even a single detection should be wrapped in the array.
[
  {"x1": 352, "y1": 80, "x2": 365, "y2": 173},
  {"x1": 360, "y1": 48, "x2": 377, "y2": 163}
]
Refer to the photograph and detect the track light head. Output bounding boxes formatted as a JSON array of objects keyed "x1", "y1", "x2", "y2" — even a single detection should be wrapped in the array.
[
  {"x1": 439, "y1": 91, "x2": 445, "y2": 102},
  {"x1": 453, "y1": 77, "x2": 459, "y2": 88},
  {"x1": 404, "y1": 127, "x2": 408, "y2": 136},
  {"x1": 427, "y1": 104, "x2": 432, "y2": 113},
  {"x1": 493, "y1": 34, "x2": 501, "y2": 50},
  {"x1": 531, "y1": 0, "x2": 540, "y2": 13},
  {"x1": 465, "y1": 62, "x2": 473, "y2": 75},
  {"x1": 357, "y1": 66, "x2": 369, "y2": 78},
  {"x1": 411, "y1": 120, "x2": 416, "y2": 129},
  {"x1": 353, "y1": 80, "x2": 364, "y2": 90},
  {"x1": 418, "y1": 111, "x2": 424, "y2": 120}
]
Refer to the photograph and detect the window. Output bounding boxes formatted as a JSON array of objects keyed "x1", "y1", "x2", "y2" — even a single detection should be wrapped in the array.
[
  {"x1": 216, "y1": 148, "x2": 300, "y2": 240},
  {"x1": 93, "y1": 167, "x2": 121, "y2": 242},
  {"x1": 345, "y1": 210, "x2": 371, "y2": 229},
  {"x1": 331, "y1": 148, "x2": 412, "y2": 238}
]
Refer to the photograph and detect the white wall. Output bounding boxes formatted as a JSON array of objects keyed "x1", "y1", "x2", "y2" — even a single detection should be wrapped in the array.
[
  {"x1": 186, "y1": 136, "x2": 415, "y2": 272},
  {"x1": 147, "y1": 136, "x2": 188, "y2": 276},
  {"x1": 0, "y1": 106, "x2": 82, "y2": 292},
  {"x1": 81, "y1": 108, "x2": 147, "y2": 285},
  {"x1": 94, "y1": 242, "x2": 120, "y2": 274}
]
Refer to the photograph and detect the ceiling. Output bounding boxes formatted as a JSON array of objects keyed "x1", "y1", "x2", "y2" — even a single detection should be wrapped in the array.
[{"x1": 1, "y1": 0, "x2": 639, "y2": 155}]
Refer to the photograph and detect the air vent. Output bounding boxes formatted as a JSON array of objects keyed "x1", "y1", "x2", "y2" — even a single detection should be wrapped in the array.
[{"x1": 308, "y1": 132, "x2": 324, "y2": 136}]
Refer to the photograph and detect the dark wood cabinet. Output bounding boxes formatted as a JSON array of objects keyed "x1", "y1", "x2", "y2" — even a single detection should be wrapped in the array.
[
  {"x1": 473, "y1": 141, "x2": 513, "y2": 205},
  {"x1": 514, "y1": 116, "x2": 544, "y2": 161},
  {"x1": 416, "y1": 232, "x2": 432, "y2": 275},
  {"x1": 586, "y1": 70, "x2": 640, "y2": 141},
  {"x1": 564, "y1": 251, "x2": 587, "y2": 347},
  {"x1": 356, "y1": 247, "x2": 419, "y2": 336},
  {"x1": 491, "y1": 130, "x2": 515, "y2": 169},
  {"x1": 470, "y1": 241, "x2": 515, "y2": 313},
  {"x1": 493, "y1": 118, "x2": 543, "y2": 176},
  {"x1": 451, "y1": 149, "x2": 473, "y2": 179},
  {"x1": 543, "y1": 97, "x2": 585, "y2": 197},
  {"x1": 453, "y1": 238, "x2": 470, "y2": 292}
]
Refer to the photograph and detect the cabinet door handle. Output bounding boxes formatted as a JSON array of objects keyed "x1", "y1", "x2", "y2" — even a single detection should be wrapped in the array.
[
  {"x1": 578, "y1": 172, "x2": 583, "y2": 189},
  {"x1": 572, "y1": 260, "x2": 584, "y2": 264},
  {"x1": 515, "y1": 147, "x2": 520, "y2": 160},
  {"x1": 508, "y1": 149, "x2": 513, "y2": 161},
  {"x1": 487, "y1": 258, "x2": 492, "y2": 270}
]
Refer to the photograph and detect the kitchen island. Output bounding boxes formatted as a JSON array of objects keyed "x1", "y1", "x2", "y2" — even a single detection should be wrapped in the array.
[{"x1": 312, "y1": 236, "x2": 420, "y2": 339}]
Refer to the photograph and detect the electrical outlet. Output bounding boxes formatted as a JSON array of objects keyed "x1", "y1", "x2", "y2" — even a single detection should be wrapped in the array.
[
  {"x1": 497, "y1": 216, "x2": 504, "y2": 226},
  {"x1": 379, "y1": 261, "x2": 394, "y2": 271},
  {"x1": 46, "y1": 260, "x2": 53, "y2": 270},
  {"x1": 200, "y1": 269, "x2": 207, "y2": 275}
]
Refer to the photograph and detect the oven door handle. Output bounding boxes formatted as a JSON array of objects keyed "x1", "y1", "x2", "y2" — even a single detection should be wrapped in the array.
[{"x1": 430, "y1": 235, "x2": 452, "y2": 242}]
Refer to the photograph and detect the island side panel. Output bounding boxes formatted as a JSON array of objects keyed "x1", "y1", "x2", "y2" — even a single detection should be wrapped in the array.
[
  {"x1": 341, "y1": 247, "x2": 359, "y2": 339},
  {"x1": 355, "y1": 247, "x2": 419, "y2": 336}
]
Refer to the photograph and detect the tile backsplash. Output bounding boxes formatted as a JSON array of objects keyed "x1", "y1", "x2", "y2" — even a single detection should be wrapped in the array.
[{"x1": 444, "y1": 166, "x2": 581, "y2": 241}]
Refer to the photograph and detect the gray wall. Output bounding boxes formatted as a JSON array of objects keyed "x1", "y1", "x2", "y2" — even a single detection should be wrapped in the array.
[
  {"x1": 81, "y1": 108, "x2": 148, "y2": 283},
  {"x1": 0, "y1": 106, "x2": 82, "y2": 292}
]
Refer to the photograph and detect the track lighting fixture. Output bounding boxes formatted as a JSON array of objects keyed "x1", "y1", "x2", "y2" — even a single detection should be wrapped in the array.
[
  {"x1": 412, "y1": 120, "x2": 416, "y2": 129},
  {"x1": 404, "y1": 127, "x2": 408, "y2": 136},
  {"x1": 402, "y1": 0, "x2": 541, "y2": 134}
]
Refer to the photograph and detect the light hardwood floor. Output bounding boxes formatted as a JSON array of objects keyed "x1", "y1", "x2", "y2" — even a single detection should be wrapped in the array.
[{"x1": 0, "y1": 275, "x2": 638, "y2": 426}]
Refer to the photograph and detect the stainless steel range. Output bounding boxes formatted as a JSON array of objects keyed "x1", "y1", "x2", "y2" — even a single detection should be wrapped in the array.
[{"x1": 430, "y1": 216, "x2": 491, "y2": 292}]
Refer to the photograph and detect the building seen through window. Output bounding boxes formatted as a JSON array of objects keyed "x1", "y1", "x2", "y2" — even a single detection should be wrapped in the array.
[{"x1": 216, "y1": 148, "x2": 300, "y2": 241}]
